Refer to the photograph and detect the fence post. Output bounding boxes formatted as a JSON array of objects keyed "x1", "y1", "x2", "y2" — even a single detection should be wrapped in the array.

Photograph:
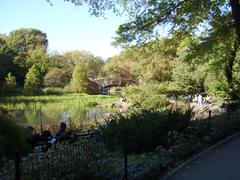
[
  {"x1": 208, "y1": 110, "x2": 211, "y2": 130},
  {"x1": 227, "y1": 107, "x2": 230, "y2": 120},
  {"x1": 15, "y1": 150, "x2": 21, "y2": 180},
  {"x1": 124, "y1": 150, "x2": 128, "y2": 180},
  {"x1": 123, "y1": 126, "x2": 128, "y2": 180}
]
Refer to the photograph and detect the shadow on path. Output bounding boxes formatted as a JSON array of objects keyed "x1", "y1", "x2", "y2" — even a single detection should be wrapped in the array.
[{"x1": 165, "y1": 135, "x2": 240, "y2": 180}]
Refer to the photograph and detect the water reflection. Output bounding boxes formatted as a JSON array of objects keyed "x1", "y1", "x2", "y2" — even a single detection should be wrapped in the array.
[{"x1": 14, "y1": 105, "x2": 112, "y2": 132}]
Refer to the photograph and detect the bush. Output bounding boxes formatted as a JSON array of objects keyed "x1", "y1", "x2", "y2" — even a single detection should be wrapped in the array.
[
  {"x1": 0, "y1": 109, "x2": 30, "y2": 162},
  {"x1": 207, "y1": 80, "x2": 230, "y2": 99},
  {"x1": 124, "y1": 84, "x2": 168, "y2": 111},
  {"x1": 101, "y1": 110, "x2": 191, "y2": 153}
]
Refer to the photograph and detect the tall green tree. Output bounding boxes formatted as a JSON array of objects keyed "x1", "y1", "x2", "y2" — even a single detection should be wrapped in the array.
[
  {"x1": 24, "y1": 65, "x2": 42, "y2": 93},
  {"x1": 71, "y1": 62, "x2": 89, "y2": 93},
  {"x1": 6, "y1": 28, "x2": 48, "y2": 85},
  {"x1": 179, "y1": 14, "x2": 240, "y2": 97},
  {"x1": 0, "y1": 36, "x2": 16, "y2": 87}
]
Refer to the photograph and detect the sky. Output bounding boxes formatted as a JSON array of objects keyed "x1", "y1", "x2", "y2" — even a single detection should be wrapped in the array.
[{"x1": 0, "y1": 0, "x2": 128, "y2": 59}]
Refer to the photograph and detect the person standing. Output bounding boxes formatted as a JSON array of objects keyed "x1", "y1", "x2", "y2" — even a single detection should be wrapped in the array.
[
  {"x1": 198, "y1": 94, "x2": 203, "y2": 107},
  {"x1": 55, "y1": 122, "x2": 67, "y2": 142}
]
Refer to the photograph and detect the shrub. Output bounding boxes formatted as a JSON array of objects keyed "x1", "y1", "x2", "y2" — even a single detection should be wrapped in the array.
[
  {"x1": 124, "y1": 84, "x2": 168, "y2": 111},
  {"x1": 0, "y1": 108, "x2": 30, "y2": 163},
  {"x1": 207, "y1": 80, "x2": 230, "y2": 99},
  {"x1": 101, "y1": 110, "x2": 191, "y2": 153}
]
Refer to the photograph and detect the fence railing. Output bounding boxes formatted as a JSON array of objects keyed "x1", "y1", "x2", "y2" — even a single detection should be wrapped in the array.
[{"x1": 0, "y1": 137, "x2": 126, "y2": 180}]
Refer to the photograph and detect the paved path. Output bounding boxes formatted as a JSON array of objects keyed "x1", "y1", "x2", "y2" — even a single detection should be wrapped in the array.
[{"x1": 165, "y1": 135, "x2": 240, "y2": 180}]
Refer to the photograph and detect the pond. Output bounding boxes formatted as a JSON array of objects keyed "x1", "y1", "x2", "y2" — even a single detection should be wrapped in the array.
[{"x1": 0, "y1": 94, "x2": 118, "y2": 132}]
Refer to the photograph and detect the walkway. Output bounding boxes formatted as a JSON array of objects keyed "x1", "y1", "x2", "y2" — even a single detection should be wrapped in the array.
[{"x1": 164, "y1": 135, "x2": 240, "y2": 180}]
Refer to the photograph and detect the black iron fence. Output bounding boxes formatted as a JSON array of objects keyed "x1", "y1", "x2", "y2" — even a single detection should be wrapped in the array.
[{"x1": 0, "y1": 138, "x2": 126, "y2": 180}]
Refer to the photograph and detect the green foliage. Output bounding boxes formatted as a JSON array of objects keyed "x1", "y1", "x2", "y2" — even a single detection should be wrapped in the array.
[
  {"x1": 207, "y1": 79, "x2": 231, "y2": 100},
  {"x1": 0, "y1": 39, "x2": 16, "y2": 87},
  {"x1": 112, "y1": 1, "x2": 239, "y2": 47},
  {"x1": 65, "y1": 50, "x2": 104, "y2": 78},
  {"x1": 127, "y1": 108, "x2": 240, "y2": 179},
  {"x1": 124, "y1": 84, "x2": 168, "y2": 111},
  {"x1": 71, "y1": 62, "x2": 89, "y2": 93},
  {"x1": 24, "y1": 65, "x2": 42, "y2": 94},
  {"x1": 44, "y1": 68, "x2": 70, "y2": 88},
  {"x1": 6, "y1": 28, "x2": 48, "y2": 55},
  {"x1": 103, "y1": 38, "x2": 176, "y2": 83},
  {"x1": 172, "y1": 60, "x2": 202, "y2": 94},
  {"x1": 26, "y1": 47, "x2": 49, "y2": 73},
  {"x1": 4, "y1": 72, "x2": 17, "y2": 89},
  {"x1": 4, "y1": 28, "x2": 48, "y2": 86},
  {"x1": 102, "y1": 110, "x2": 191, "y2": 153},
  {"x1": 124, "y1": 83, "x2": 189, "y2": 111}
]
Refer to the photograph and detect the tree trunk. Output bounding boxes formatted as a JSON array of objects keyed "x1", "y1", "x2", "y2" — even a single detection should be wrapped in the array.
[
  {"x1": 230, "y1": 0, "x2": 240, "y2": 42},
  {"x1": 225, "y1": 40, "x2": 239, "y2": 90}
]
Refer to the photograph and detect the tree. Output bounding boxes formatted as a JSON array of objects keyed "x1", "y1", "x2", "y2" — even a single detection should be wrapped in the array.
[
  {"x1": 26, "y1": 47, "x2": 50, "y2": 73},
  {"x1": 0, "y1": 38, "x2": 16, "y2": 87},
  {"x1": 172, "y1": 60, "x2": 202, "y2": 94},
  {"x1": 103, "y1": 53, "x2": 139, "y2": 80},
  {"x1": 63, "y1": 0, "x2": 240, "y2": 45},
  {"x1": 6, "y1": 28, "x2": 48, "y2": 85},
  {"x1": 4, "y1": 72, "x2": 17, "y2": 89},
  {"x1": 114, "y1": 0, "x2": 240, "y2": 46},
  {"x1": 65, "y1": 50, "x2": 104, "y2": 78},
  {"x1": 71, "y1": 62, "x2": 89, "y2": 93},
  {"x1": 44, "y1": 68, "x2": 70, "y2": 87},
  {"x1": 179, "y1": 14, "x2": 240, "y2": 98},
  {"x1": 6, "y1": 28, "x2": 48, "y2": 54},
  {"x1": 103, "y1": 37, "x2": 177, "y2": 82},
  {"x1": 24, "y1": 65, "x2": 42, "y2": 93}
]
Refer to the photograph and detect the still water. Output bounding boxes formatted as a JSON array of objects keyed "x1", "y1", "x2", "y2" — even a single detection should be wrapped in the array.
[
  {"x1": 8, "y1": 104, "x2": 115, "y2": 133},
  {"x1": 1, "y1": 94, "x2": 118, "y2": 132}
]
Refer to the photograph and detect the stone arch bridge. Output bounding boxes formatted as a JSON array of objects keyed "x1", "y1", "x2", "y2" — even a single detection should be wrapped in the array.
[{"x1": 92, "y1": 77, "x2": 135, "y2": 90}]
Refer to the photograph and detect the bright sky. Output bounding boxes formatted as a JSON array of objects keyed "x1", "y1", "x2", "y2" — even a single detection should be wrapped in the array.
[{"x1": 0, "y1": 0, "x2": 127, "y2": 59}]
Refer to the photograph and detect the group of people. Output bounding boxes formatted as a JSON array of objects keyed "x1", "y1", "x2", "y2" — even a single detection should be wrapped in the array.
[
  {"x1": 189, "y1": 94, "x2": 215, "y2": 107},
  {"x1": 26, "y1": 122, "x2": 68, "y2": 152}
]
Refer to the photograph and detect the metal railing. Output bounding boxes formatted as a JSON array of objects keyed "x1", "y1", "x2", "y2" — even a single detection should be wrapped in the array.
[{"x1": 0, "y1": 137, "x2": 126, "y2": 180}]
